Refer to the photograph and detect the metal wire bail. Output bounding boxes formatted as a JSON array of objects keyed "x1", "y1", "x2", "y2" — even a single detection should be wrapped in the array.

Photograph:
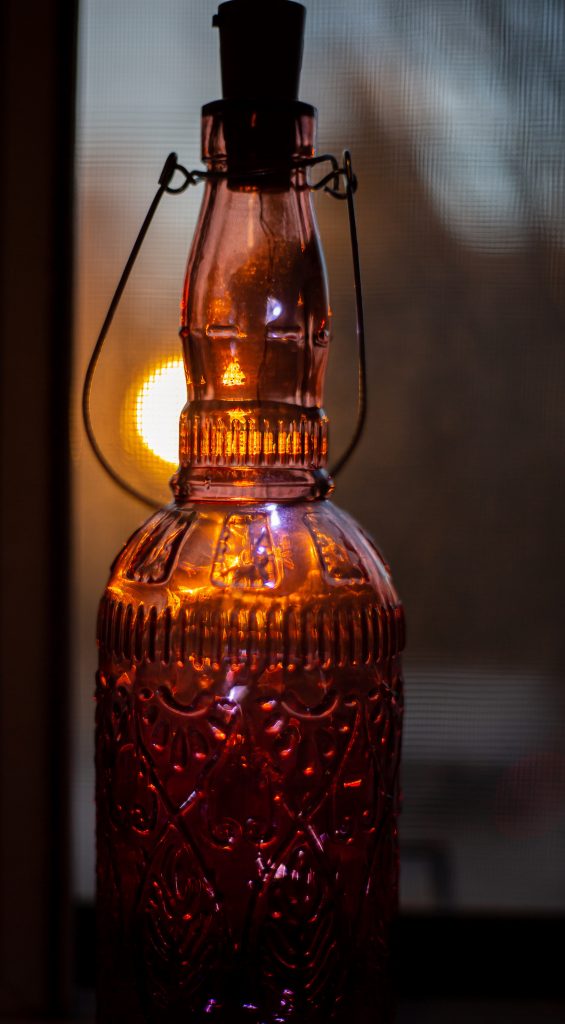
[{"x1": 82, "y1": 150, "x2": 367, "y2": 508}]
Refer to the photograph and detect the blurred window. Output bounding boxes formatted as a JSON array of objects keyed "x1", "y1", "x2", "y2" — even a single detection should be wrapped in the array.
[{"x1": 74, "y1": 0, "x2": 565, "y2": 913}]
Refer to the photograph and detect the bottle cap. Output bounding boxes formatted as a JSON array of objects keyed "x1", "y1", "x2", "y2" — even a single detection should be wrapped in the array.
[{"x1": 213, "y1": 0, "x2": 306, "y2": 102}]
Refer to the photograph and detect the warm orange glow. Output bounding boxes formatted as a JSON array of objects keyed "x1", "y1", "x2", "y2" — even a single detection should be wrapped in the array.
[
  {"x1": 209, "y1": 295, "x2": 232, "y2": 320},
  {"x1": 221, "y1": 356, "x2": 246, "y2": 387},
  {"x1": 228, "y1": 408, "x2": 248, "y2": 425},
  {"x1": 134, "y1": 357, "x2": 185, "y2": 466}
]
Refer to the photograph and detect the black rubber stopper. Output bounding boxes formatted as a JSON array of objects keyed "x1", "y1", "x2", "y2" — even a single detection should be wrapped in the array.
[{"x1": 213, "y1": 0, "x2": 306, "y2": 101}]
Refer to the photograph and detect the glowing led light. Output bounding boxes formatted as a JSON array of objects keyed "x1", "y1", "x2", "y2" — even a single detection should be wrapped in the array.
[
  {"x1": 222, "y1": 357, "x2": 246, "y2": 387},
  {"x1": 229, "y1": 408, "x2": 247, "y2": 425},
  {"x1": 135, "y1": 357, "x2": 186, "y2": 465},
  {"x1": 267, "y1": 296, "x2": 283, "y2": 320},
  {"x1": 267, "y1": 504, "x2": 281, "y2": 528}
]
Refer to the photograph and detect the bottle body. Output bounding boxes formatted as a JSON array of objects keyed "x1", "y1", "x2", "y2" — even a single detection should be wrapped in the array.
[
  {"x1": 96, "y1": 91, "x2": 404, "y2": 1023},
  {"x1": 96, "y1": 498, "x2": 403, "y2": 1023}
]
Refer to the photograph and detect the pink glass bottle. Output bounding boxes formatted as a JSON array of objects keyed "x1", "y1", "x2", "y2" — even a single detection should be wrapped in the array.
[{"x1": 95, "y1": 3, "x2": 404, "y2": 1021}]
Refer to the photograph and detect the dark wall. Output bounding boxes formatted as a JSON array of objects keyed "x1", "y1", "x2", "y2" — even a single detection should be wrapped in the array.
[{"x1": 0, "y1": 0, "x2": 76, "y2": 1015}]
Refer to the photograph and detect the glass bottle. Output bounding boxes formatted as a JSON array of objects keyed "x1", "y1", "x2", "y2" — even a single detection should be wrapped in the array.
[{"x1": 95, "y1": 3, "x2": 404, "y2": 1021}]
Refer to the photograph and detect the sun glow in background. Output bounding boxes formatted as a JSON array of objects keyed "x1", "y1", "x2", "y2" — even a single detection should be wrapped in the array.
[
  {"x1": 134, "y1": 357, "x2": 186, "y2": 466},
  {"x1": 131, "y1": 348, "x2": 250, "y2": 471}
]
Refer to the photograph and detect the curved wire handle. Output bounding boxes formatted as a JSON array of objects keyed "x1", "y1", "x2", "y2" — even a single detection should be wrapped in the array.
[
  {"x1": 325, "y1": 151, "x2": 367, "y2": 480},
  {"x1": 82, "y1": 150, "x2": 366, "y2": 508},
  {"x1": 82, "y1": 154, "x2": 192, "y2": 509}
]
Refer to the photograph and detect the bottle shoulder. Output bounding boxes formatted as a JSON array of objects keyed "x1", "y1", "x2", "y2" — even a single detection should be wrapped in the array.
[
  {"x1": 105, "y1": 500, "x2": 400, "y2": 610},
  {"x1": 99, "y1": 500, "x2": 405, "y2": 692}
]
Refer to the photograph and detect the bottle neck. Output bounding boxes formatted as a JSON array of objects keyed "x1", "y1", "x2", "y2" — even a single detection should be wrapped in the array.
[{"x1": 173, "y1": 103, "x2": 332, "y2": 503}]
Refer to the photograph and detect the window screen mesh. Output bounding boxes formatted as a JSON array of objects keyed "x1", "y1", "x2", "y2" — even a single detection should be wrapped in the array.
[{"x1": 73, "y1": 0, "x2": 565, "y2": 912}]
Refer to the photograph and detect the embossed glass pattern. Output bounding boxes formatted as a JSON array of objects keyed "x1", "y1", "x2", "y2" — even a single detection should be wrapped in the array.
[{"x1": 96, "y1": 103, "x2": 404, "y2": 1023}]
